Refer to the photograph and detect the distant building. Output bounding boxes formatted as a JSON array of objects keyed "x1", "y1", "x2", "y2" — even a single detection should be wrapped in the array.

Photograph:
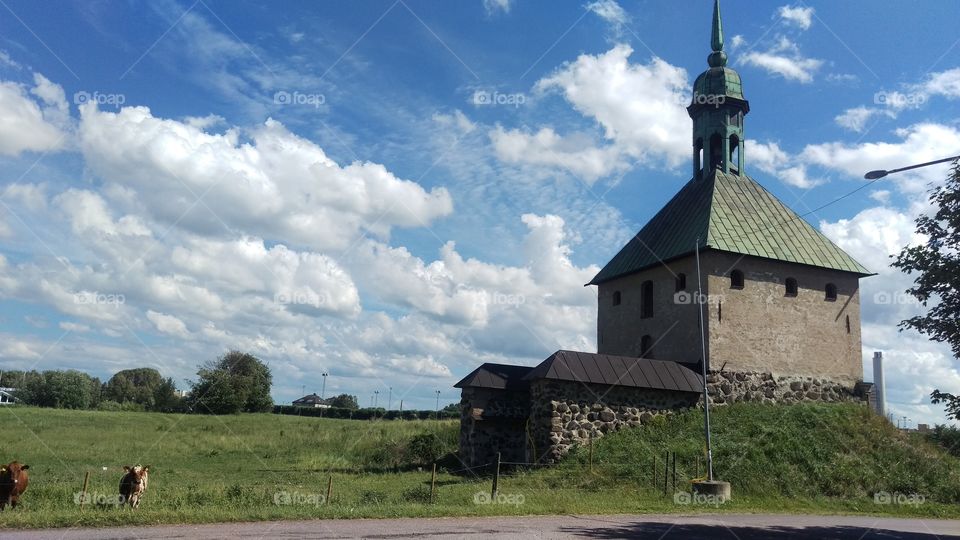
[
  {"x1": 0, "y1": 387, "x2": 15, "y2": 405},
  {"x1": 292, "y1": 393, "x2": 331, "y2": 408},
  {"x1": 456, "y1": 0, "x2": 873, "y2": 467}
]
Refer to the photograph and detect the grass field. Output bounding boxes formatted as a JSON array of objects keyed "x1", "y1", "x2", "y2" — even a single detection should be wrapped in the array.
[{"x1": 0, "y1": 403, "x2": 958, "y2": 529}]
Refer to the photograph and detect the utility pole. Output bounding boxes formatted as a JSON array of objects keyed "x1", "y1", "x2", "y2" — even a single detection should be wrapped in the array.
[
  {"x1": 435, "y1": 390, "x2": 441, "y2": 420},
  {"x1": 374, "y1": 390, "x2": 380, "y2": 408},
  {"x1": 321, "y1": 372, "x2": 328, "y2": 399},
  {"x1": 388, "y1": 387, "x2": 393, "y2": 411}
]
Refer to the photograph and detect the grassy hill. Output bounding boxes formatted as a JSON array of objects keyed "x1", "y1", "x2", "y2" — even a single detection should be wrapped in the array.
[
  {"x1": 555, "y1": 402, "x2": 960, "y2": 503},
  {"x1": 0, "y1": 403, "x2": 957, "y2": 529}
]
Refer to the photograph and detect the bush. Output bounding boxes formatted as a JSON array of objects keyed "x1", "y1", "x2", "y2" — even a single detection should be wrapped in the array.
[{"x1": 407, "y1": 432, "x2": 456, "y2": 466}]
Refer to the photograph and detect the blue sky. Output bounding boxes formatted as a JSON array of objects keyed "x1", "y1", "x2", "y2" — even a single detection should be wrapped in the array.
[{"x1": 0, "y1": 0, "x2": 958, "y2": 423}]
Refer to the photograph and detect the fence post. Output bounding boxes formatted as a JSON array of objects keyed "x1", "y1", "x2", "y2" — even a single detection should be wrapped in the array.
[
  {"x1": 79, "y1": 471, "x2": 90, "y2": 511},
  {"x1": 672, "y1": 452, "x2": 676, "y2": 493},
  {"x1": 663, "y1": 451, "x2": 668, "y2": 495},
  {"x1": 430, "y1": 463, "x2": 437, "y2": 504},
  {"x1": 326, "y1": 475, "x2": 333, "y2": 505},
  {"x1": 588, "y1": 433, "x2": 594, "y2": 474},
  {"x1": 652, "y1": 455, "x2": 657, "y2": 488},
  {"x1": 491, "y1": 452, "x2": 501, "y2": 501},
  {"x1": 695, "y1": 455, "x2": 700, "y2": 478}
]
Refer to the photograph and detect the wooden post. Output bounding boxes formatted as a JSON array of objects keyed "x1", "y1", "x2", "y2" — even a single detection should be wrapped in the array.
[
  {"x1": 663, "y1": 451, "x2": 668, "y2": 495},
  {"x1": 79, "y1": 471, "x2": 90, "y2": 511},
  {"x1": 672, "y1": 452, "x2": 676, "y2": 492},
  {"x1": 696, "y1": 455, "x2": 700, "y2": 478},
  {"x1": 588, "y1": 433, "x2": 594, "y2": 473},
  {"x1": 652, "y1": 455, "x2": 657, "y2": 488},
  {"x1": 491, "y1": 452, "x2": 501, "y2": 501},
  {"x1": 325, "y1": 475, "x2": 333, "y2": 505},
  {"x1": 430, "y1": 463, "x2": 437, "y2": 504}
]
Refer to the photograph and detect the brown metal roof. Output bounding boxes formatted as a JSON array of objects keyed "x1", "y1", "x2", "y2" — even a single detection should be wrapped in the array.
[
  {"x1": 522, "y1": 350, "x2": 703, "y2": 393},
  {"x1": 453, "y1": 363, "x2": 533, "y2": 390}
]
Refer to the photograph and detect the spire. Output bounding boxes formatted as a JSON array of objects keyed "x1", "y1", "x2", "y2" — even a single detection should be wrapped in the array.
[{"x1": 708, "y1": 0, "x2": 727, "y2": 68}]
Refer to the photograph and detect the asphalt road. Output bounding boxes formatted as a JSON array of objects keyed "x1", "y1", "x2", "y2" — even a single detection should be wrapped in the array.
[{"x1": 5, "y1": 513, "x2": 960, "y2": 539}]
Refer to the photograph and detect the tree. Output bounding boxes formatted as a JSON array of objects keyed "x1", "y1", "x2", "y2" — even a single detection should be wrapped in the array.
[
  {"x1": 894, "y1": 162, "x2": 960, "y2": 417},
  {"x1": 893, "y1": 161, "x2": 960, "y2": 357},
  {"x1": 328, "y1": 393, "x2": 359, "y2": 409},
  {"x1": 104, "y1": 368, "x2": 179, "y2": 410},
  {"x1": 188, "y1": 351, "x2": 273, "y2": 414}
]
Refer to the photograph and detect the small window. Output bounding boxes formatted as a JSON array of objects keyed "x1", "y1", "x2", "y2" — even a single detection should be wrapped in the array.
[
  {"x1": 785, "y1": 277, "x2": 798, "y2": 297},
  {"x1": 730, "y1": 270, "x2": 744, "y2": 289},
  {"x1": 640, "y1": 280, "x2": 654, "y2": 318},
  {"x1": 640, "y1": 335, "x2": 653, "y2": 358},
  {"x1": 612, "y1": 291, "x2": 622, "y2": 306},
  {"x1": 846, "y1": 314, "x2": 851, "y2": 334},
  {"x1": 825, "y1": 283, "x2": 838, "y2": 301},
  {"x1": 676, "y1": 273, "x2": 687, "y2": 292}
]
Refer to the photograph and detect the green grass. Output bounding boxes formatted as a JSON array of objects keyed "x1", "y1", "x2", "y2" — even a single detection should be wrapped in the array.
[{"x1": 0, "y1": 403, "x2": 958, "y2": 529}]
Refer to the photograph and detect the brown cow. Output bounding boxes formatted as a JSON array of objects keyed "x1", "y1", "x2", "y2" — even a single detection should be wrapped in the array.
[
  {"x1": 119, "y1": 465, "x2": 150, "y2": 509},
  {"x1": 0, "y1": 461, "x2": 29, "y2": 510}
]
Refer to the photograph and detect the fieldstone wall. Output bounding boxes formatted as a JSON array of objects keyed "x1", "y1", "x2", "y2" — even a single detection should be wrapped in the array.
[
  {"x1": 458, "y1": 387, "x2": 531, "y2": 468},
  {"x1": 705, "y1": 370, "x2": 865, "y2": 405},
  {"x1": 529, "y1": 380, "x2": 700, "y2": 463}
]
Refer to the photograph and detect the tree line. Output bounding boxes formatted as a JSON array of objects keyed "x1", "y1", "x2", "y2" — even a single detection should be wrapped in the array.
[{"x1": 1, "y1": 350, "x2": 282, "y2": 415}]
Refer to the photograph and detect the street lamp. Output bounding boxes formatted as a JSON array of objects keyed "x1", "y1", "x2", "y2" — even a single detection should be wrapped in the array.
[
  {"x1": 374, "y1": 390, "x2": 380, "y2": 408},
  {"x1": 864, "y1": 154, "x2": 960, "y2": 180},
  {"x1": 321, "y1": 372, "x2": 328, "y2": 399},
  {"x1": 388, "y1": 387, "x2": 393, "y2": 411},
  {"x1": 435, "y1": 390, "x2": 441, "y2": 420}
]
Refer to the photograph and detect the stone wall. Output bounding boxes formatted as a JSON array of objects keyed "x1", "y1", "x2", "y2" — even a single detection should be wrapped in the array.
[
  {"x1": 529, "y1": 379, "x2": 700, "y2": 463},
  {"x1": 705, "y1": 370, "x2": 865, "y2": 405},
  {"x1": 458, "y1": 387, "x2": 530, "y2": 468},
  {"x1": 704, "y1": 251, "x2": 863, "y2": 384}
]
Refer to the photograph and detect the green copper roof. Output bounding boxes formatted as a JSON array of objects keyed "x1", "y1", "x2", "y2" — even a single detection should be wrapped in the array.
[{"x1": 588, "y1": 170, "x2": 872, "y2": 285}]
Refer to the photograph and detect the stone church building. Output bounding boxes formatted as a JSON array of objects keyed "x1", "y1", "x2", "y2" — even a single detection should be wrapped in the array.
[{"x1": 456, "y1": 0, "x2": 874, "y2": 468}]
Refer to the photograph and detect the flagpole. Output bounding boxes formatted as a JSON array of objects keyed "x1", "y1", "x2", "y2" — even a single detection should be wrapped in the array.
[{"x1": 695, "y1": 236, "x2": 714, "y2": 482}]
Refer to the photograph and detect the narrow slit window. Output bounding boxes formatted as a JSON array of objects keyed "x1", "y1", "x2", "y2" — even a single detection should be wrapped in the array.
[
  {"x1": 676, "y1": 273, "x2": 687, "y2": 292},
  {"x1": 612, "y1": 291, "x2": 621, "y2": 306},
  {"x1": 641, "y1": 281, "x2": 654, "y2": 318},
  {"x1": 640, "y1": 335, "x2": 653, "y2": 358}
]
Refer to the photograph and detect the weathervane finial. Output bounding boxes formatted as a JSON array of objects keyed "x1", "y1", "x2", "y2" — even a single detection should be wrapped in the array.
[{"x1": 708, "y1": 0, "x2": 727, "y2": 67}]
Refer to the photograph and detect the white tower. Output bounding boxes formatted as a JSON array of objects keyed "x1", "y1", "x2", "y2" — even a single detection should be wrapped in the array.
[{"x1": 873, "y1": 351, "x2": 886, "y2": 417}]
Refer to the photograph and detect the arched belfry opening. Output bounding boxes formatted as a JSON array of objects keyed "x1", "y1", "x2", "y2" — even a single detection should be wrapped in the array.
[{"x1": 688, "y1": 0, "x2": 749, "y2": 178}]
